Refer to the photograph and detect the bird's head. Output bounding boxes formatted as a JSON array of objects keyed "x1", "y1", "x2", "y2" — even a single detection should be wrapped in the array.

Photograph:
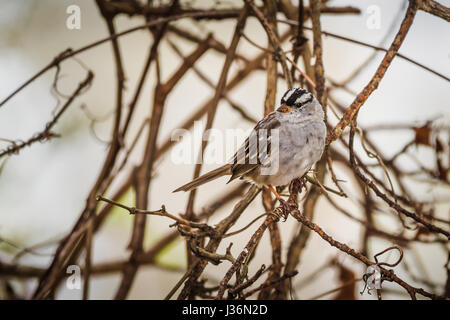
[{"x1": 277, "y1": 87, "x2": 316, "y2": 115}]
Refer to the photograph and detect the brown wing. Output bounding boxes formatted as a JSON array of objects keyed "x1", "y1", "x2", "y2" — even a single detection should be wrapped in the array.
[{"x1": 228, "y1": 112, "x2": 280, "y2": 182}]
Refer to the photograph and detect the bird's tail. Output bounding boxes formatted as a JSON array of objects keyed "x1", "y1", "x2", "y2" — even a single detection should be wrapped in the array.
[{"x1": 173, "y1": 164, "x2": 232, "y2": 192}]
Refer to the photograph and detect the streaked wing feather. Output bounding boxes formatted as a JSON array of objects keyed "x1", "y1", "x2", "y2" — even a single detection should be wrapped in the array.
[{"x1": 229, "y1": 112, "x2": 280, "y2": 181}]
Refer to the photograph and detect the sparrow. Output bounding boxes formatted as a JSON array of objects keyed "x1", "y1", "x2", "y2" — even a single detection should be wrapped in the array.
[{"x1": 173, "y1": 88, "x2": 326, "y2": 204}]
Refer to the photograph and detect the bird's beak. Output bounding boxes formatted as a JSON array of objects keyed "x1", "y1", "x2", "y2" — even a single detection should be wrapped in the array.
[{"x1": 277, "y1": 104, "x2": 291, "y2": 113}]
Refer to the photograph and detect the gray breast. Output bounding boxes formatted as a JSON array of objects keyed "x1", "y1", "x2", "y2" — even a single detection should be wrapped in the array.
[{"x1": 255, "y1": 119, "x2": 325, "y2": 186}]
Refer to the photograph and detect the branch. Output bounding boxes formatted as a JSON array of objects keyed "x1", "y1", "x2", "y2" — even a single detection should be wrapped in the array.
[
  {"x1": 177, "y1": 185, "x2": 261, "y2": 299},
  {"x1": 418, "y1": 0, "x2": 450, "y2": 21},
  {"x1": 278, "y1": 18, "x2": 450, "y2": 82},
  {"x1": 216, "y1": 214, "x2": 279, "y2": 299},
  {"x1": 0, "y1": 71, "x2": 93, "y2": 159},
  {"x1": 244, "y1": 0, "x2": 293, "y2": 87},
  {"x1": 0, "y1": 10, "x2": 253, "y2": 108},
  {"x1": 288, "y1": 208, "x2": 443, "y2": 299},
  {"x1": 327, "y1": 1, "x2": 419, "y2": 144}
]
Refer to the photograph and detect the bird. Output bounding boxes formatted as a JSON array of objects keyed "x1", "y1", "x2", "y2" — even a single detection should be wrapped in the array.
[{"x1": 173, "y1": 87, "x2": 326, "y2": 205}]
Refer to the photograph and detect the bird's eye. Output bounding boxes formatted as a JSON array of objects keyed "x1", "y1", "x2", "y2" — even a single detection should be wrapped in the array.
[{"x1": 294, "y1": 93, "x2": 313, "y2": 108}]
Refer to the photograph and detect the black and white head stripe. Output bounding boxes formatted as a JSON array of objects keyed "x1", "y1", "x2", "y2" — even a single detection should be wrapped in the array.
[{"x1": 280, "y1": 88, "x2": 313, "y2": 108}]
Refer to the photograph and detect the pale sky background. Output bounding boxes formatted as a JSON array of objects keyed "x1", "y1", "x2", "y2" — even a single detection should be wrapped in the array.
[{"x1": 0, "y1": 0, "x2": 449, "y2": 299}]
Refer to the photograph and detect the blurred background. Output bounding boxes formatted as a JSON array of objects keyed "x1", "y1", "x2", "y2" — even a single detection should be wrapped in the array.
[{"x1": 0, "y1": 0, "x2": 449, "y2": 299}]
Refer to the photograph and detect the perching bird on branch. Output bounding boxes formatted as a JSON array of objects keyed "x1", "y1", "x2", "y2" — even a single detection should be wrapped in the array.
[{"x1": 174, "y1": 88, "x2": 326, "y2": 203}]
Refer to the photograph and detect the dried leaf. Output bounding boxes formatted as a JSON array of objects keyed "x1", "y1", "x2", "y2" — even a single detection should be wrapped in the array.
[
  {"x1": 333, "y1": 262, "x2": 356, "y2": 300},
  {"x1": 413, "y1": 123, "x2": 432, "y2": 146}
]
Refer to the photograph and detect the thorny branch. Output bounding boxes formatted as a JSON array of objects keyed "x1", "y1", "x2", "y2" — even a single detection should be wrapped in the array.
[
  {"x1": 0, "y1": 71, "x2": 93, "y2": 159},
  {"x1": 327, "y1": 0, "x2": 419, "y2": 145}
]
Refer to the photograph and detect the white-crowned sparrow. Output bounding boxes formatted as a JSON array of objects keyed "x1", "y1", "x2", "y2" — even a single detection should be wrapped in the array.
[{"x1": 173, "y1": 88, "x2": 326, "y2": 201}]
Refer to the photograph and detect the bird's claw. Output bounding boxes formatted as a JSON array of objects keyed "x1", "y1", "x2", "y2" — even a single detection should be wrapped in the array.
[{"x1": 277, "y1": 199, "x2": 297, "y2": 221}]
